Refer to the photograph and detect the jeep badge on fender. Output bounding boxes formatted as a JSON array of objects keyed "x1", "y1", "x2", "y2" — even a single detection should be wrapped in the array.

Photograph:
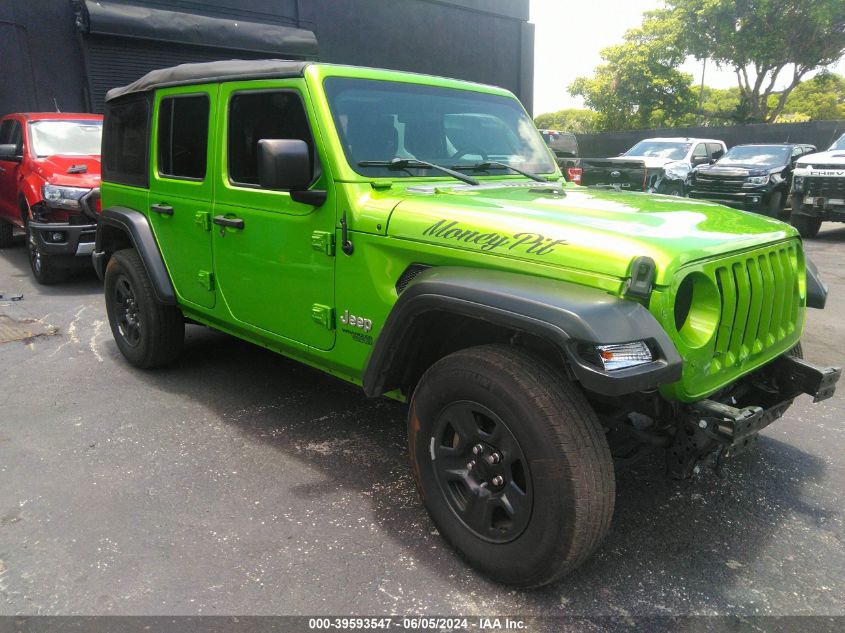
[
  {"x1": 94, "y1": 59, "x2": 840, "y2": 587},
  {"x1": 340, "y1": 309, "x2": 373, "y2": 333}
]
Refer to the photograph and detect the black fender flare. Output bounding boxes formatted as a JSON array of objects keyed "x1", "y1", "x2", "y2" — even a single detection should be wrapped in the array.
[
  {"x1": 362, "y1": 267, "x2": 682, "y2": 398},
  {"x1": 806, "y1": 256, "x2": 828, "y2": 309},
  {"x1": 93, "y1": 207, "x2": 176, "y2": 305}
]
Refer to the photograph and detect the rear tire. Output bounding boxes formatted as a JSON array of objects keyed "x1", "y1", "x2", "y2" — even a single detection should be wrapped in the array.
[
  {"x1": 105, "y1": 248, "x2": 184, "y2": 368},
  {"x1": 0, "y1": 218, "x2": 13, "y2": 249},
  {"x1": 790, "y1": 214, "x2": 821, "y2": 238},
  {"x1": 408, "y1": 344, "x2": 615, "y2": 587}
]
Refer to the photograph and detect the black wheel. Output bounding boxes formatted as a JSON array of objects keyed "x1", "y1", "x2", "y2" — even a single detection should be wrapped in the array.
[
  {"x1": 661, "y1": 182, "x2": 684, "y2": 197},
  {"x1": 104, "y1": 248, "x2": 184, "y2": 368},
  {"x1": 791, "y1": 214, "x2": 821, "y2": 238},
  {"x1": 408, "y1": 344, "x2": 615, "y2": 587},
  {"x1": 765, "y1": 190, "x2": 784, "y2": 218},
  {"x1": 27, "y1": 222, "x2": 68, "y2": 284},
  {"x1": 0, "y1": 218, "x2": 13, "y2": 249}
]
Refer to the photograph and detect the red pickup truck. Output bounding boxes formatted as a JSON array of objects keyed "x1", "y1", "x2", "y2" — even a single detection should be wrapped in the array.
[{"x1": 0, "y1": 112, "x2": 102, "y2": 283}]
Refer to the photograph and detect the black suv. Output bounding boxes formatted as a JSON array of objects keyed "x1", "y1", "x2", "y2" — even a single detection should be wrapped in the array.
[{"x1": 688, "y1": 143, "x2": 816, "y2": 217}]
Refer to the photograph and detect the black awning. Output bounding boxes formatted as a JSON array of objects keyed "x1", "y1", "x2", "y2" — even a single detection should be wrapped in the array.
[{"x1": 75, "y1": 0, "x2": 319, "y2": 59}]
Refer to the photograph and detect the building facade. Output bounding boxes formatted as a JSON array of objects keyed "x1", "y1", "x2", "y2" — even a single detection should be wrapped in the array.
[{"x1": 0, "y1": 0, "x2": 534, "y2": 116}]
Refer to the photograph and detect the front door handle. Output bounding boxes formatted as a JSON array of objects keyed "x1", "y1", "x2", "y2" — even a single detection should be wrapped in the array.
[
  {"x1": 0, "y1": 166, "x2": 6, "y2": 174},
  {"x1": 150, "y1": 203, "x2": 174, "y2": 216},
  {"x1": 212, "y1": 215, "x2": 244, "y2": 230}
]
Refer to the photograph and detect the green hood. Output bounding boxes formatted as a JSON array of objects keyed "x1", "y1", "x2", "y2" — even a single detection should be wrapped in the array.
[{"x1": 386, "y1": 182, "x2": 798, "y2": 285}]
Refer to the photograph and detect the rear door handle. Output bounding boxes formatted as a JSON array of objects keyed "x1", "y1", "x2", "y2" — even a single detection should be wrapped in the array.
[
  {"x1": 150, "y1": 203, "x2": 174, "y2": 216},
  {"x1": 212, "y1": 215, "x2": 244, "y2": 229}
]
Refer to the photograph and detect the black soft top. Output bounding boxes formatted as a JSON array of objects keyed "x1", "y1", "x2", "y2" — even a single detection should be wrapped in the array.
[{"x1": 105, "y1": 59, "x2": 310, "y2": 102}]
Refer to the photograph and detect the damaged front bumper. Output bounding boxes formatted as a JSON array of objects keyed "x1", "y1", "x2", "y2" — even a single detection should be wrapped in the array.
[
  {"x1": 668, "y1": 354, "x2": 841, "y2": 478},
  {"x1": 28, "y1": 220, "x2": 97, "y2": 258}
]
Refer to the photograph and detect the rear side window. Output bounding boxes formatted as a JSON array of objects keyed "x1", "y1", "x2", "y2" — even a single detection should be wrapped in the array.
[
  {"x1": 227, "y1": 91, "x2": 316, "y2": 186},
  {"x1": 706, "y1": 143, "x2": 724, "y2": 159},
  {"x1": 158, "y1": 95, "x2": 210, "y2": 180},
  {"x1": 102, "y1": 95, "x2": 150, "y2": 187}
]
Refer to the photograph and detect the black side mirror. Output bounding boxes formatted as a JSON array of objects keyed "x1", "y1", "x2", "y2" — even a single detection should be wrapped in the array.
[
  {"x1": 0, "y1": 144, "x2": 22, "y2": 162},
  {"x1": 692, "y1": 156, "x2": 710, "y2": 166},
  {"x1": 258, "y1": 139, "x2": 326, "y2": 206}
]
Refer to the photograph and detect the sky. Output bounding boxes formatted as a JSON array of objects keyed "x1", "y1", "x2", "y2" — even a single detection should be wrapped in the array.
[{"x1": 529, "y1": 0, "x2": 845, "y2": 116}]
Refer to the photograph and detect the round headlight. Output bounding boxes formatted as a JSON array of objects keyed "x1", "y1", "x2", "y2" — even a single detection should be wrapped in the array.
[{"x1": 674, "y1": 272, "x2": 720, "y2": 348}]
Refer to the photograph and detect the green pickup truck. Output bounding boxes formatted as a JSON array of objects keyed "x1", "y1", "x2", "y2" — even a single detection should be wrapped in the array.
[{"x1": 94, "y1": 60, "x2": 840, "y2": 587}]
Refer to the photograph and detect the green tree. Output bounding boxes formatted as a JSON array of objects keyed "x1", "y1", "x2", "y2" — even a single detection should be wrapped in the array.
[
  {"x1": 534, "y1": 109, "x2": 600, "y2": 134},
  {"x1": 668, "y1": 0, "x2": 845, "y2": 122},
  {"x1": 569, "y1": 12, "x2": 697, "y2": 131},
  {"x1": 780, "y1": 71, "x2": 845, "y2": 120}
]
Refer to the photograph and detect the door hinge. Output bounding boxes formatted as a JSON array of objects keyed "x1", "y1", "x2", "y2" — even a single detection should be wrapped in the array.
[
  {"x1": 311, "y1": 304, "x2": 335, "y2": 330},
  {"x1": 195, "y1": 211, "x2": 212, "y2": 231},
  {"x1": 198, "y1": 270, "x2": 214, "y2": 291},
  {"x1": 311, "y1": 230, "x2": 336, "y2": 256}
]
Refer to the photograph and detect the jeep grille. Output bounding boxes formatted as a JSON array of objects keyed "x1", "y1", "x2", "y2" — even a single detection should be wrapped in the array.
[
  {"x1": 664, "y1": 240, "x2": 805, "y2": 401},
  {"x1": 711, "y1": 241, "x2": 801, "y2": 374}
]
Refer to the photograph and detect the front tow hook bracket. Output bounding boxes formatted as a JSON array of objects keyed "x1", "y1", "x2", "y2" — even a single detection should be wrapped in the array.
[{"x1": 773, "y1": 355, "x2": 841, "y2": 403}]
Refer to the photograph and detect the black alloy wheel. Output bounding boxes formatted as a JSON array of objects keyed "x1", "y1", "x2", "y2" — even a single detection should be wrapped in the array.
[
  {"x1": 431, "y1": 400, "x2": 532, "y2": 543},
  {"x1": 113, "y1": 275, "x2": 142, "y2": 347}
]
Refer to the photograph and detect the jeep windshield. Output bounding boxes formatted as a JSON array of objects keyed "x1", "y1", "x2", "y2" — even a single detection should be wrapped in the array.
[
  {"x1": 624, "y1": 141, "x2": 690, "y2": 161},
  {"x1": 324, "y1": 77, "x2": 555, "y2": 179},
  {"x1": 29, "y1": 120, "x2": 103, "y2": 157},
  {"x1": 717, "y1": 145, "x2": 790, "y2": 167}
]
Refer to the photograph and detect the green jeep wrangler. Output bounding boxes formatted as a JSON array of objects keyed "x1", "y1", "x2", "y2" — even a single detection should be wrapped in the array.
[{"x1": 94, "y1": 60, "x2": 840, "y2": 587}]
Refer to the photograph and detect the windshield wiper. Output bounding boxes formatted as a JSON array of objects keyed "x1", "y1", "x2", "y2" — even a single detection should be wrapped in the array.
[
  {"x1": 451, "y1": 161, "x2": 547, "y2": 183},
  {"x1": 358, "y1": 158, "x2": 479, "y2": 186}
]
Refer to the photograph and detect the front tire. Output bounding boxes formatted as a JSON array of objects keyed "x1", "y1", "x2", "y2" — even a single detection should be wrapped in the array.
[
  {"x1": 27, "y1": 222, "x2": 68, "y2": 284},
  {"x1": 791, "y1": 214, "x2": 822, "y2": 238},
  {"x1": 0, "y1": 218, "x2": 13, "y2": 249},
  {"x1": 104, "y1": 248, "x2": 184, "y2": 368},
  {"x1": 408, "y1": 344, "x2": 615, "y2": 587},
  {"x1": 661, "y1": 182, "x2": 684, "y2": 197},
  {"x1": 765, "y1": 190, "x2": 784, "y2": 219}
]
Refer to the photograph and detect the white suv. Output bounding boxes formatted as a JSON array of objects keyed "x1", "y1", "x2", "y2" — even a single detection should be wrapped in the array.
[{"x1": 615, "y1": 137, "x2": 727, "y2": 196}]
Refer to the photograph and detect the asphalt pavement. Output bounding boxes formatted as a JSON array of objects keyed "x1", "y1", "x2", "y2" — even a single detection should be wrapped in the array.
[{"x1": 0, "y1": 226, "x2": 843, "y2": 618}]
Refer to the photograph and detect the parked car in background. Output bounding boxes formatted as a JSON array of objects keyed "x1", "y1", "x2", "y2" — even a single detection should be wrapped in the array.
[
  {"x1": 0, "y1": 112, "x2": 102, "y2": 283},
  {"x1": 613, "y1": 137, "x2": 726, "y2": 196},
  {"x1": 578, "y1": 157, "x2": 647, "y2": 191},
  {"x1": 790, "y1": 133, "x2": 845, "y2": 237},
  {"x1": 688, "y1": 143, "x2": 816, "y2": 218},
  {"x1": 539, "y1": 129, "x2": 581, "y2": 183}
]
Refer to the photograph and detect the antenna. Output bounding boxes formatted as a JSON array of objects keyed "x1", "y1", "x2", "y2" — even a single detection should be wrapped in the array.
[{"x1": 53, "y1": 98, "x2": 61, "y2": 113}]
